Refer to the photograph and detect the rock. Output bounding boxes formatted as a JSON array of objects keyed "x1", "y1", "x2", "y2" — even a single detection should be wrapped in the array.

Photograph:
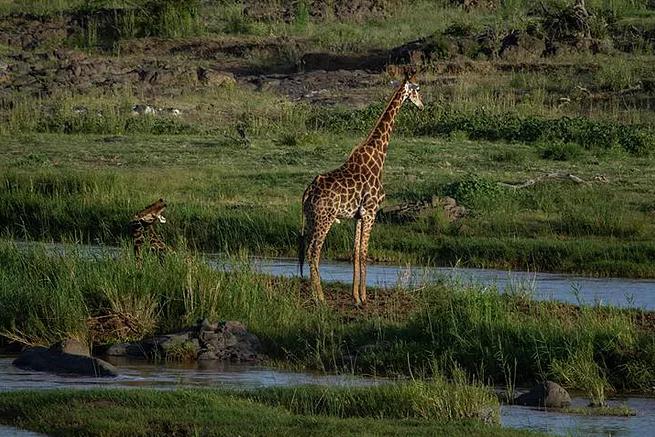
[
  {"x1": 14, "y1": 346, "x2": 118, "y2": 377},
  {"x1": 200, "y1": 331, "x2": 219, "y2": 342},
  {"x1": 199, "y1": 318, "x2": 214, "y2": 331},
  {"x1": 104, "y1": 320, "x2": 263, "y2": 362},
  {"x1": 197, "y1": 350, "x2": 218, "y2": 360},
  {"x1": 514, "y1": 381, "x2": 571, "y2": 408},
  {"x1": 48, "y1": 339, "x2": 89, "y2": 356},
  {"x1": 431, "y1": 196, "x2": 467, "y2": 222},
  {"x1": 131, "y1": 104, "x2": 156, "y2": 115},
  {"x1": 201, "y1": 321, "x2": 262, "y2": 362},
  {"x1": 196, "y1": 67, "x2": 236, "y2": 87},
  {"x1": 379, "y1": 196, "x2": 467, "y2": 224},
  {"x1": 105, "y1": 342, "x2": 148, "y2": 358}
]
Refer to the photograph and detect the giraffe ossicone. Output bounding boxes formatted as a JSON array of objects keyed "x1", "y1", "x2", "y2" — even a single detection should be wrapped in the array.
[{"x1": 299, "y1": 73, "x2": 424, "y2": 305}]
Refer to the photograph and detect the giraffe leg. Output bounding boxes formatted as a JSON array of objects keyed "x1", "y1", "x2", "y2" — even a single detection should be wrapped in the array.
[
  {"x1": 352, "y1": 219, "x2": 362, "y2": 306},
  {"x1": 307, "y1": 220, "x2": 332, "y2": 303},
  {"x1": 358, "y1": 214, "x2": 375, "y2": 305}
]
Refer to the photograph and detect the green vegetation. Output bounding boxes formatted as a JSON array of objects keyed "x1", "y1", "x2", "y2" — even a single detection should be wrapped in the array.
[
  {"x1": 0, "y1": 388, "x2": 541, "y2": 437},
  {"x1": 1, "y1": 242, "x2": 654, "y2": 396},
  {"x1": 245, "y1": 380, "x2": 499, "y2": 422},
  {"x1": 2, "y1": 2, "x2": 655, "y2": 431},
  {"x1": 0, "y1": 0, "x2": 654, "y2": 278},
  {"x1": 2, "y1": 131, "x2": 655, "y2": 277}
]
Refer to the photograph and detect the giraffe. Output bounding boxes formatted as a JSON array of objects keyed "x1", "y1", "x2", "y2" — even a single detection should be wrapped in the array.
[
  {"x1": 299, "y1": 72, "x2": 424, "y2": 305},
  {"x1": 128, "y1": 198, "x2": 168, "y2": 263}
]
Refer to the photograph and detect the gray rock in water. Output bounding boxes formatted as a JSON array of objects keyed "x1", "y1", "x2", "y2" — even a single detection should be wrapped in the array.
[
  {"x1": 14, "y1": 346, "x2": 118, "y2": 377},
  {"x1": 103, "y1": 320, "x2": 263, "y2": 362},
  {"x1": 208, "y1": 321, "x2": 262, "y2": 362},
  {"x1": 514, "y1": 381, "x2": 571, "y2": 408},
  {"x1": 105, "y1": 342, "x2": 148, "y2": 358}
]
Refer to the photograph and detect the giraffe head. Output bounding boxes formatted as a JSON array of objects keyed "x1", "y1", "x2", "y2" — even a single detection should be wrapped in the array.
[
  {"x1": 133, "y1": 198, "x2": 167, "y2": 225},
  {"x1": 397, "y1": 70, "x2": 424, "y2": 109},
  {"x1": 402, "y1": 80, "x2": 424, "y2": 110}
]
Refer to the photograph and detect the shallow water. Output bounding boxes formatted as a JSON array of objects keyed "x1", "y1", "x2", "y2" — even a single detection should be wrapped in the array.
[
  {"x1": 0, "y1": 426, "x2": 47, "y2": 437},
  {"x1": 501, "y1": 397, "x2": 655, "y2": 437},
  {"x1": 245, "y1": 257, "x2": 655, "y2": 310},
  {"x1": 8, "y1": 242, "x2": 655, "y2": 435},
  {"x1": 13, "y1": 240, "x2": 655, "y2": 310},
  {"x1": 2, "y1": 356, "x2": 655, "y2": 436},
  {"x1": 0, "y1": 357, "x2": 376, "y2": 391}
]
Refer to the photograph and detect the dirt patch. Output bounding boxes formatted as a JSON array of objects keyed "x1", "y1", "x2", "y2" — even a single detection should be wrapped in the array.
[
  {"x1": 1, "y1": 48, "x2": 237, "y2": 98},
  {"x1": 244, "y1": 0, "x2": 400, "y2": 22},
  {"x1": 0, "y1": 14, "x2": 69, "y2": 50},
  {"x1": 243, "y1": 69, "x2": 384, "y2": 106},
  {"x1": 298, "y1": 280, "x2": 417, "y2": 321}
]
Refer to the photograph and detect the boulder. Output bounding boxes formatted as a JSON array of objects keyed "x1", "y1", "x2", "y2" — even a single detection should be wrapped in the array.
[
  {"x1": 14, "y1": 345, "x2": 118, "y2": 377},
  {"x1": 378, "y1": 196, "x2": 467, "y2": 224},
  {"x1": 196, "y1": 67, "x2": 236, "y2": 87},
  {"x1": 204, "y1": 320, "x2": 262, "y2": 362},
  {"x1": 432, "y1": 196, "x2": 467, "y2": 222},
  {"x1": 104, "y1": 320, "x2": 263, "y2": 362},
  {"x1": 514, "y1": 381, "x2": 571, "y2": 408},
  {"x1": 105, "y1": 342, "x2": 149, "y2": 358}
]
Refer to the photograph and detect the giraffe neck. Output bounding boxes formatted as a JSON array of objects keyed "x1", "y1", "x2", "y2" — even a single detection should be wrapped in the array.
[{"x1": 348, "y1": 85, "x2": 405, "y2": 170}]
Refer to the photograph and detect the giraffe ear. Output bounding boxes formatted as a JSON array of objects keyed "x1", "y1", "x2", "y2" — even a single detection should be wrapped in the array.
[{"x1": 404, "y1": 66, "x2": 420, "y2": 83}]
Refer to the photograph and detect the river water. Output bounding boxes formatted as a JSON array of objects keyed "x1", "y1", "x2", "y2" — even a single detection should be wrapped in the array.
[
  {"x1": 0, "y1": 357, "x2": 654, "y2": 437},
  {"x1": 0, "y1": 357, "x2": 376, "y2": 391},
  {"x1": 16, "y1": 241, "x2": 655, "y2": 310},
  {"x1": 245, "y1": 257, "x2": 655, "y2": 310},
  {"x1": 6, "y1": 242, "x2": 655, "y2": 436}
]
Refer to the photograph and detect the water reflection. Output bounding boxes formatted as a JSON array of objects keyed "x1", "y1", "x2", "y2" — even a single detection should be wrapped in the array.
[
  {"x1": 244, "y1": 257, "x2": 655, "y2": 310},
  {"x1": 501, "y1": 397, "x2": 655, "y2": 437},
  {"x1": 0, "y1": 357, "x2": 377, "y2": 392},
  {"x1": 12, "y1": 241, "x2": 655, "y2": 310}
]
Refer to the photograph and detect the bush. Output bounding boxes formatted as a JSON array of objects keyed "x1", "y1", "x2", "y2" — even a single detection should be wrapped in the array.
[
  {"x1": 444, "y1": 177, "x2": 505, "y2": 207},
  {"x1": 309, "y1": 104, "x2": 652, "y2": 156},
  {"x1": 70, "y1": 0, "x2": 201, "y2": 48},
  {"x1": 617, "y1": 127, "x2": 655, "y2": 156},
  {"x1": 539, "y1": 141, "x2": 583, "y2": 161},
  {"x1": 489, "y1": 148, "x2": 526, "y2": 163}
]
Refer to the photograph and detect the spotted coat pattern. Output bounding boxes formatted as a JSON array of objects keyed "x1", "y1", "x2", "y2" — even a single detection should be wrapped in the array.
[
  {"x1": 129, "y1": 198, "x2": 168, "y2": 263},
  {"x1": 301, "y1": 78, "x2": 423, "y2": 304}
]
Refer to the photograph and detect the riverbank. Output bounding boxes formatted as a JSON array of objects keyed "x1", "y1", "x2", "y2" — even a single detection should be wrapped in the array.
[
  {"x1": 3, "y1": 0, "x2": 655, "y2": 279},
  {"x1": 0, "y1": 386, "x2": 541, "y2": 437},
  {"x1": 1, "y1": 241, "x2": 654, "y2": 400},
  {"x1": 3, "y1": 132, "x2": 655, "y2": 279}
]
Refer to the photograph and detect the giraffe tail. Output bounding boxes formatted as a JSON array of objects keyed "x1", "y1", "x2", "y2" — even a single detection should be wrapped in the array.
[{"x1": 298, "y1": 186, "x2": 310, "y2": 277}]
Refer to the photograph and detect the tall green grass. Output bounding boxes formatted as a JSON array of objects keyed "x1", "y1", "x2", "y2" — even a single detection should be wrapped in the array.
[
  {"x1": 1, "y1": 241, "x2": 654, "y2": 393},
  {"x1": 3, "y1": 168, "x2": 655, "y2": 277},
  {"x1": 311, "y1": 104, "x2": 655, "y2": 156},
  {"x1": 3, "y1": 83, "x2": 654, "y2": 156},
  {"x1": 245, "y1": 378, "x2": 498, "y2": 423},
  {"x1": 0, "y1": 389, "x2": 536, "y2": 437}
]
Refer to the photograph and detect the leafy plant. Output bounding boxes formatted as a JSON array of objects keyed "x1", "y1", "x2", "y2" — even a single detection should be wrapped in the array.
[{"x1": 539, "y1": 141, "x2": 583, "y2": 161}]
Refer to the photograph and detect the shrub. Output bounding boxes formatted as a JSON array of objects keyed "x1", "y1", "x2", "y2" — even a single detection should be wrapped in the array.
[
  {"x1": 444, "y1": 177, "x2": 505, "y2": 208},
  {"x1": 539, "y1": 141, "x2": 583, "y2": 161},
  {"x1": 489, "y1": 148, "x2": 526, "y2": 163}
]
